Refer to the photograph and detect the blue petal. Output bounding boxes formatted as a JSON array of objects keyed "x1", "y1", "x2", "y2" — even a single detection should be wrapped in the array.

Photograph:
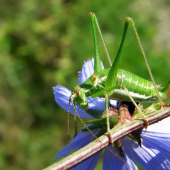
[
  {"x1": 71, "y1": 150, "x2": 102, "y2": 170},
  {"x1": 56, "y1": 129, "x2": 98, "y2": 159},
  {"x1": 88, "y1": 97, "x2": 106, "y2": 110},
  {"x1": 142, "y1": 136, "x2": 170, "y2": 160},
  {"x1": 53, "y1": 85, "x2": 93, "y2": 119},
  {"x1": 78, "y1": 59, "x2": 94, "y2": 84},
  {"x1": 143, "y1": 131, "x2": 170, "y2": 140},
  {"x1": 103, "y1": 145, "x2": 137, "y2": 170},
  {"x1": 122, "y1": 137, "x2": 170, "y2": 169}
]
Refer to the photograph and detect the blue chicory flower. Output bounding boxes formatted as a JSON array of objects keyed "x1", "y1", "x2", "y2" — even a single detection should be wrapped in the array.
[{"x1": 53, "y1": 59, "x2": 170, "y2": 170}]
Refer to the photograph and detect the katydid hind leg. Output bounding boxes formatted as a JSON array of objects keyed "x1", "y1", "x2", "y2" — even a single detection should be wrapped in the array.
[
  {"x1": 129, "y1": 18, "x2": 163, "y2": 105},
  {"x1": 89, "y1": 12, "x2": 102, "y2": 74},
  {"x1": 105, "y1": 17, "x2": 131, "y2": 92},
  {"x1": 90, "y1": 12, "x2": 112, "y2": 66}
]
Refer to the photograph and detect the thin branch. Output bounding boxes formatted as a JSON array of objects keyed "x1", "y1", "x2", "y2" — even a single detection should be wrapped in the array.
[{"x1": 44, "y1": 107, "x2": 170, "y2": 170}]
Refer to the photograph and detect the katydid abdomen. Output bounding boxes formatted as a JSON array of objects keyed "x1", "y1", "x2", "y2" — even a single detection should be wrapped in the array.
[
  {"x1": 109, "y1": 68, "x2": 157, "y2": 102},
  {"x1": 77, "y1": 68, "x2": 170, "y2": 104}
]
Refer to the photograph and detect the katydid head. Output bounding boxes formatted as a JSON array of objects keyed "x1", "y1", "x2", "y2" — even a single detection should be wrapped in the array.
[{"x1": 70, "y1": 85, "x2": 88, "y2": 109}]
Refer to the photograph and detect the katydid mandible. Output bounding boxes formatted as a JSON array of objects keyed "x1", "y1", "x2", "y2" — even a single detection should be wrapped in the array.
[{"x1": 69, "y1": 12, "x2": 170, "y2": 141}]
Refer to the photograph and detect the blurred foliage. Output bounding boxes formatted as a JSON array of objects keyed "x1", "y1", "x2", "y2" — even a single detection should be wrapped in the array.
[{"x1": 0, "y1": 0, "x2": 170, "y2": 169}]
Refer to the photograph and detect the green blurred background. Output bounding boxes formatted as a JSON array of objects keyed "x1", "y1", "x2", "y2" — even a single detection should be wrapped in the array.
[{"x1": 0, "y1": 0, "x2": 170, "y2": 169}]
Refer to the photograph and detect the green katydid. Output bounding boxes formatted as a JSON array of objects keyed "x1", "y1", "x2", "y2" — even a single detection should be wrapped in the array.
[{"x1": 68, "y1": 12, "x2": 170, "y2": 144}]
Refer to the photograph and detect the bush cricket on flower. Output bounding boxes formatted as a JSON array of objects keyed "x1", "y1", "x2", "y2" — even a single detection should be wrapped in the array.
[
  {"x1": 68, "y1": 12, "x2": 170, "y2": 144},
  {"x1": 52, "y1": 13, "x2": 170, "y2": 169}
]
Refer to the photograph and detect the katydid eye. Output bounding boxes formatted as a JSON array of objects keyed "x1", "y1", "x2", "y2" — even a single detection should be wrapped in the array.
[{"x1": 77, "y1": 91, "x2": 80, "y2": 96}]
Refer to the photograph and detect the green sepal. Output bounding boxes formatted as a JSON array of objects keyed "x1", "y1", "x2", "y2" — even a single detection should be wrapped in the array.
[
  {"x1": 143, "y1": 103, "x2": 161, "y2": 116},
  {"x1": 114, "y1": 139, "x2": 124, "y2": 157},
  {"x1": 160, "y1": 81, "x2": 170, "y2": 100},
  {"x1": 127, "y1": 128, "x2": 143, "y2": 147},
  {"x1": 91, "y1": 128, "x2": 106, "y2": 141}
]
